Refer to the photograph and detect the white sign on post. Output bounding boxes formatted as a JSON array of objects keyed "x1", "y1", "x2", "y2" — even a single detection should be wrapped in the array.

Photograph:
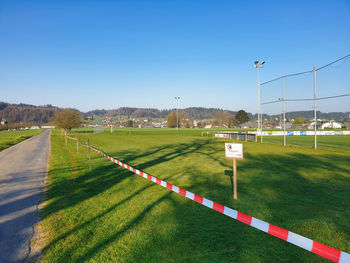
[
  {"x1": 225, "y1": 143, "x2": 243, "y2": 200},
  {"x1": 225, "y1": 143, "x2": 243, "y2": 159}
]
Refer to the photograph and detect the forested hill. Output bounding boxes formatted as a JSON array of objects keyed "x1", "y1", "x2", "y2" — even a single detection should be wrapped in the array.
[
  {"x1": 1, "y1": 101, "x2": 349, "y2": 125},
  {"x1": 0, "y1": 102, "x2": 59, "y2": 125},
  {"x1": 86, "y1": 107, "x2": 349, "y2": 121}
]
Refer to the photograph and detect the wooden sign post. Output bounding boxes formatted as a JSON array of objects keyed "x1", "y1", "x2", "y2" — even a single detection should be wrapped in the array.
[{"x1": 225, "y1": 143, "x2": 243, "y2": 200}]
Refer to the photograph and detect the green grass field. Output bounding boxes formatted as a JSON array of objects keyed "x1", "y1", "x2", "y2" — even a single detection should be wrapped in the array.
[
  {"x1": 0, "y1": 129, "x2": 43, "y2": 151},
  {"x1": 262, "y1": 135, "x2": 350, "y2": 152},
  {"x1": 40, "y1": 129, "x2": 350, "y2": 262}
]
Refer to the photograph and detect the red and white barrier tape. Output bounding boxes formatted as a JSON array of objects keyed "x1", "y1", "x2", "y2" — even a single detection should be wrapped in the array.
[{"x1": 89, "y1": 145, "x2": 350, "y2": 262}]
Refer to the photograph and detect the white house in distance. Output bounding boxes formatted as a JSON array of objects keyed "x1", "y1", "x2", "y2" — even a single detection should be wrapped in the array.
[{"x1": 321, "y1": 121, "x2": 342, "y2": 129}]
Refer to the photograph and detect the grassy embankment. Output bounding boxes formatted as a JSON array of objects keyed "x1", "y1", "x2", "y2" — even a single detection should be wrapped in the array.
[
  {"x1": 40, "y1": 129, "x2": 350, "y2": 262},
  {"x1": 0, "y1": 129, "x2": 44, "y2": 151}
]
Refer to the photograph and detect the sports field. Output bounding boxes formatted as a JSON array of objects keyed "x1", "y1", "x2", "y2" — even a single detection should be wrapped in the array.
[
  {"x1": 39, "y1": 129, "x2": 350, "y2": 262},
  {"x1": 262, "y1": 135, "x2": 350, "y2": 152},
  {"x1": 0, "y1": 129, "x2": 43, "y2": 151}
]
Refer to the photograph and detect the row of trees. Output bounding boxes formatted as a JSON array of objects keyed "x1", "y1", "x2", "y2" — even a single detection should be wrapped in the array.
[
  {"x1": 166, "y1": 109, "x2": 249, "y2": 128},
  {"x1": 0, "y1": 122, "x2": 33, "y2": 131}
]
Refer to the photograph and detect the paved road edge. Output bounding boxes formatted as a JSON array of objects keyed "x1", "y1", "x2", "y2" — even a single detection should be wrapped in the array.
[{"x1": 26, "y1": 129, "x2": 51, "y2": 263}]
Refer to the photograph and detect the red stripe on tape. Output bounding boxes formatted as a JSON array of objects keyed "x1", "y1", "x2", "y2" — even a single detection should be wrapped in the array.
[
  {"x1": 268, "y1": 224, "x2": 289, "y2": 241},
  {"x1": 133, "y1": 168, "x2": 136, "y2": 173},
  {"x1": 156, "y1": 178, "x2": 161, "y2": 185},
  {"x1": 140, "y1": 171, "x2": 144, "y2": 177},
  {"x1": 213, "y1": 202, "x2": 225, "y2": 213},
  {"x1": 237, "y1": 212, "x2": 252, "y2": 225},
  {"x1": 311, "y1": 241, "x2": 341, "y2": 262},
  {"x1": 166, "y1": 183, "x2": 173, "y2": 190},
  {"x1": 179, "y1": 188, "x2": 186, "y2": 196},
  {"x1": 194, "y1": 194, "x2": 203, "y2": 204},
  {"x1": 147, "y1": 174, "x2": 152, "y2": 180}
]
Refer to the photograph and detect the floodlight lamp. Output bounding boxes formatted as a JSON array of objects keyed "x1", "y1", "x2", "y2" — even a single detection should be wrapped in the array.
[
  {"x1": 254, "y1": 61, "x2": 258, "y2": 67},
  {"x1": 261, "y1": 61, "x2": 265, "y2": 65}
]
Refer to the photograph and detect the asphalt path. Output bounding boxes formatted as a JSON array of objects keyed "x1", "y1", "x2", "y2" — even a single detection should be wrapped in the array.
[{"x1": 0, "y1": 130, "x2": 50, "y2": 263}]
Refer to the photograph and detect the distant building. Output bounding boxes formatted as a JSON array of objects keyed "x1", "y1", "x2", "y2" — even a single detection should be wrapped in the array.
[
  {"x1": 1, "y1": 119, "x2": 8, "y2": 125},
  {"x1": 321, "y1": 121, "x2": 342, "y2": 129}
]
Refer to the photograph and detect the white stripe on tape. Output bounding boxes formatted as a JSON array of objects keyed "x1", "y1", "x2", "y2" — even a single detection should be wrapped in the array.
[
  {"x1": 251, "y1": 218, "x2": 269, "y2": 233},
  {"x1": 186, "y1": 191, "x2": 195, "y2": 200},
  {"x1": 172, "y1": 186, "x2": 179, "y2": 193},
  {"x1": 287, "y1": 232, "x2": 314, "y2": 252},
  {"x1": 202, "y1": 198, "x2": 213, "y2": 209},
  {"x1": 223, "y1": 207, "x2": 238, "y2": 219}
]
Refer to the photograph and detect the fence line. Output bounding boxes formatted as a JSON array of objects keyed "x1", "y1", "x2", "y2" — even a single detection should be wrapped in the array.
[
  {"x1": 259, "y1": 54, "x2": 350, "y2": 148},
  {"x1": 64, "y1": 134, "x2": 79, "y2": 153},
  {"x1": 263, "y1": 93, "x2": 350, "y2": 105}
]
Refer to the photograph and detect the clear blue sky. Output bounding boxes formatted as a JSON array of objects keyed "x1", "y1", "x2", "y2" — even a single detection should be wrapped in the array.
[{"x1": 1, "y1": 0, "x2": 349, "y2": 113}]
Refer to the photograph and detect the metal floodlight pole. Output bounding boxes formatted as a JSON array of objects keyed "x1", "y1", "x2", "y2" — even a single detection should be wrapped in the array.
[
  {"x1": 260, "y1": 81, "x2": 263, "y2": 143},
  {"x1": 258, "y1": 66, "x2": 260, "y2": 139},
  {"x1": 261, "y1": 61, "x2": 265, "y2": 144},
  {"x1": 254, "y1": 61, "x2": 265, "y2": 142},
  {"x1": 283, "y1": 76, "x2": 286, "y2": 146},
  {"x1": 314, "y1": 65, "x2": 317, "y2": 150}
]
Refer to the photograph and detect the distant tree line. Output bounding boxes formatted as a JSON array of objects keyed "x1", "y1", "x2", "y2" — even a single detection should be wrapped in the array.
[{"x1": 0, "y1": 102, "x2": 59, "y2": 125}]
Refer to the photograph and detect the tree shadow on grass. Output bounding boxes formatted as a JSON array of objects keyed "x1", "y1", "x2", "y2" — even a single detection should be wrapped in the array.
[
  {"x1": 41, "y1": 162, "x2": 130, "y2": 218},
  {"x1": 41, "y1": 138, "x2": 214, "y2": 260},
  {"x1": 70, "y1": 191, "x2": 173, "y2": 263}
]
